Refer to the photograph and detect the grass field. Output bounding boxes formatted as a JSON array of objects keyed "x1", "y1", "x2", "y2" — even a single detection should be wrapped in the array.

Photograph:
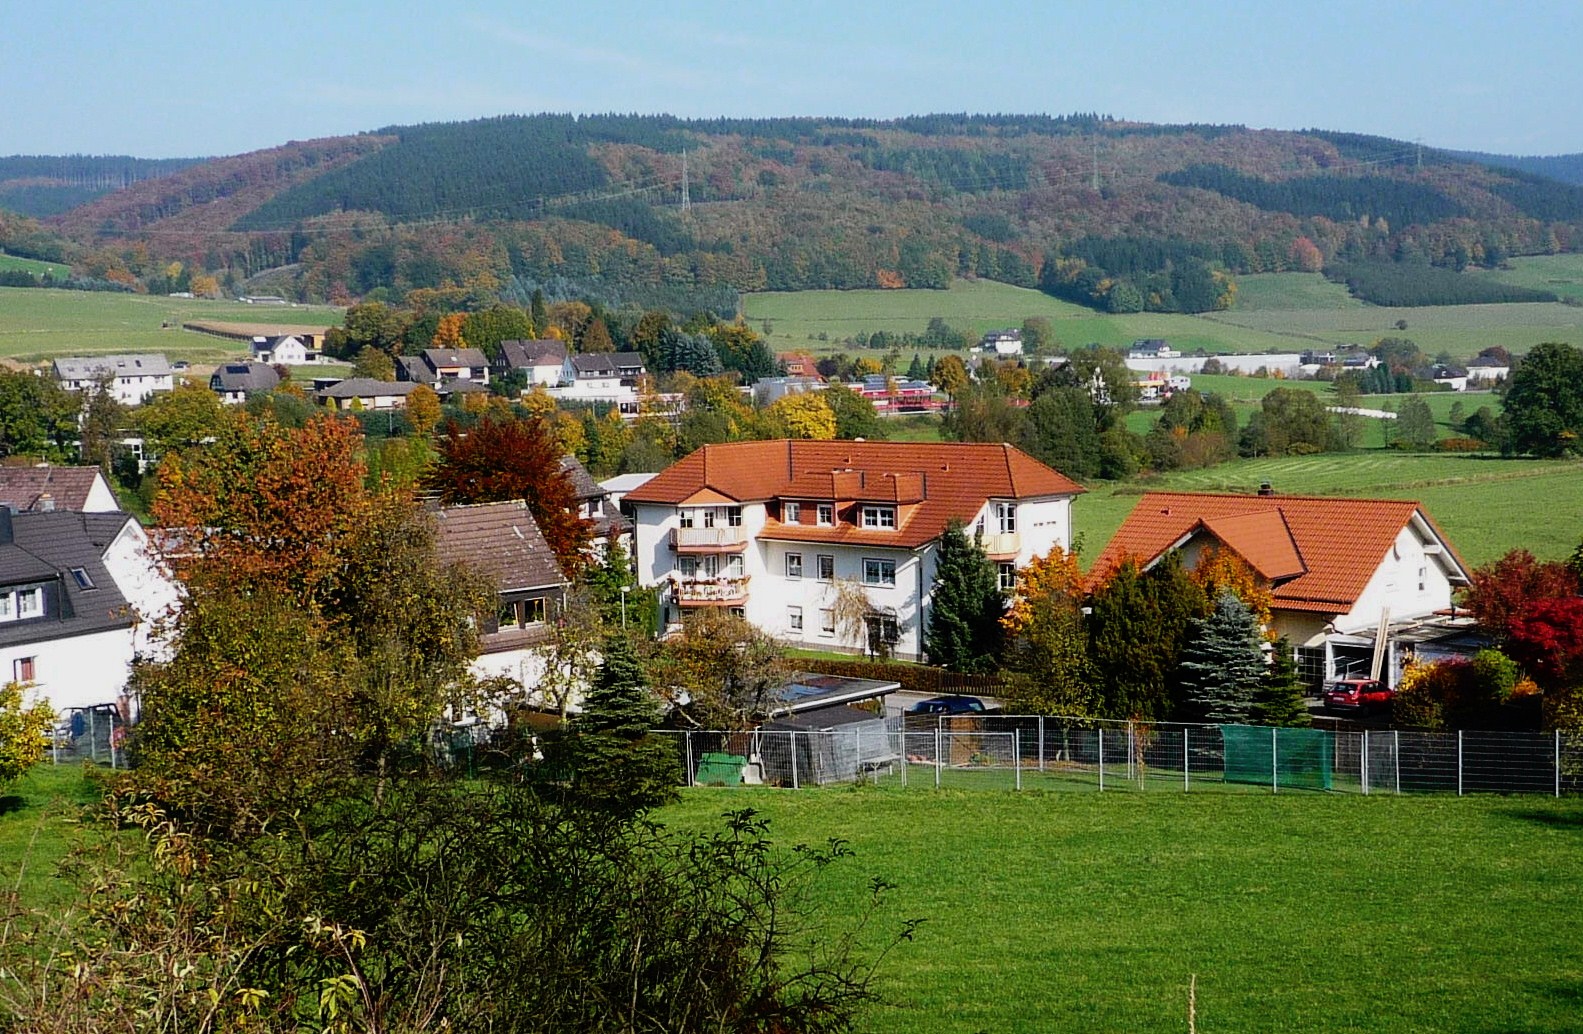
[
  {"x1": 0, "y1": 288, "x2": 343, "y2": 362},
  {"x1": 746, "y1": 274, "x2": 1583, "y2": 364},
  {"x1": 1074, "y1": 453, "x2": 1583, "y2": 568},
  {"x1": 661, "y1": 787, "x2": 1583, "y2": 1033},
  {"x1": 1474, "y1": 253, "x2": 1583, "y2": 305},
  {"x1": 0, "y1": 253, "x2": 69, "y2": 280}
]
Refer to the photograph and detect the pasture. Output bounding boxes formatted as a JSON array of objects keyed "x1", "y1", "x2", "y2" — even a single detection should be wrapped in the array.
[
  {"x1": 1474, "y1": 253, "x2": 1583, "y2": 305},
  {"x1": 661, "y1": 787, "x2": 1583, "y2": 1033},
  {"x1": 0, "y1": 253, "x2": 69, "y2": 279},
  {"x1": 0, "y1": 287, "x2": 342, "y2": 362}
]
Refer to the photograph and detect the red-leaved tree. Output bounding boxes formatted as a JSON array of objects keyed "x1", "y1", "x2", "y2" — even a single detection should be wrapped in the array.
[
  {"x1": 1507, "y1": 597, "x2": 1583, "y2": 691},
  {"x1": 426, "y1": 416, "x2": 592, "y2": 572},
  {"x1": 1460, "y1": 549, "x2": 1579, "y2": 640}
]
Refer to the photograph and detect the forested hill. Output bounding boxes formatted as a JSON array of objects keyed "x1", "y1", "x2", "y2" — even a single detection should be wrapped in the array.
[
  {"x1": 0, "y1": 154, "x2": 204, "y2": 217},
  {"x1": 10, "y1": 114, "x2": 1583, "y2": 309},
  {"x1": 1447, "y1": 149, "x2": 1583, "y2": 187}
]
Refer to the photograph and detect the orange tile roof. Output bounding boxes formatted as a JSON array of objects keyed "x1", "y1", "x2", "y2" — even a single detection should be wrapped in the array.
[
  {"x1": 625, "y1": 440, "x2": 1083, "y2": 548},
  {"x1": 1093, "y1": 491, "x2": 1469, "y2": 615}
]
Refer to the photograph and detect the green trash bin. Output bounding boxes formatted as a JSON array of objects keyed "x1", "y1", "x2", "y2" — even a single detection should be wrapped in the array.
[{"x1": 695, "y1": 752, "x2": 746, "y2": 786}]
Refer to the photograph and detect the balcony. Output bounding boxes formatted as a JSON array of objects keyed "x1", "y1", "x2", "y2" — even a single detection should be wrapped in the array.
[
  {"x1": 671, "y1": 526, "x2": 749, "y2": 553},
  {"x1": 672, "y1": 576, "x2": 751, "y2": 607},
  {"x1": 980, "y1": 531, "x2": 1020, "y2": 558}
]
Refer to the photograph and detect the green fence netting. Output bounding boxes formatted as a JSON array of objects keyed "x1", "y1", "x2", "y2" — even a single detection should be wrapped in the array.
[{"x1": 1221, "y1": 725, "x2": 1333, "y2": 790}]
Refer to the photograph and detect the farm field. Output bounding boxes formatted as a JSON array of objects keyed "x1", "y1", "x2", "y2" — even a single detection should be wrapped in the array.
[
  {"x1": 749, "y1": 273, "x2": 1583, "y2": 363},
  {"x1": 660, "y1": 787, "x2": 1583, "y2": 1034},
  {"x1": 0, "y1": 253, "x2": 69, "y2": 279},
  {"x1": 0, "y1": 287, "x2": 343, "y2": 362},
  {"x1": 1473, "y1": 253, "x2": 1583, "y2": 305},
  {"x1": 1073, "y1": 453, "x2": 1583, "y2": 567}
]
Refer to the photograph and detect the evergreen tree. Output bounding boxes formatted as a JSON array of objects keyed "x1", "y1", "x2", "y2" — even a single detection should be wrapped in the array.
[
  {"x1": 925, "y1": 519, "x2": 1004, "y2": 673},
  {"x1": 1255, "y1": 637, "x2": 1312, "y2": 727},
  {"x1": 530, "y1": 288, "x2": 549, "y2": 335},
  {"x1": 906, "y1": 353, "x2": 926, "y2": 380},
  {"x1": 562, "y1": 634, "x2": 677, "y2": 816},
  {"x1": 1176, "y1": 591, "x2": 1264, "y2": 724},
  {"x1": 1088, "y1": 554, "x2": 1208, "y2": 720}
]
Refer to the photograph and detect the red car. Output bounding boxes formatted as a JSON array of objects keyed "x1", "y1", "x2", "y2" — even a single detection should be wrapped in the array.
[{"x1": 1323, "y1": 678, "x2": 1393, "y2": 712}]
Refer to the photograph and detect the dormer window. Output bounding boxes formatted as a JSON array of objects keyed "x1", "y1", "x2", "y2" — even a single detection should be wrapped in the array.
[
  {"x1": 0, "y1": 586, "x2": 44, "y2": 623},
  {"x1": 996, "y1": 502, "x2": 1017, "y2": 534},
  {"x1": 817, "y1": 503, "x2": 834, "y2": 526},
  {"x1": 784, "y1": 502, "x2": 801, "y2": 523},
  {"x1": 860, "y1": 505, "x2": 896, "y2": 530}
]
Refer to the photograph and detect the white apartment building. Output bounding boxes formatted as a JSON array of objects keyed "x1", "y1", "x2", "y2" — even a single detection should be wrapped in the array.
[
  {"x1": 52, "y1": 354, "x2": 175, "y2": 406},
  {"x1": 624, "y1": 440, "x2": 1083, "y2": 661}
]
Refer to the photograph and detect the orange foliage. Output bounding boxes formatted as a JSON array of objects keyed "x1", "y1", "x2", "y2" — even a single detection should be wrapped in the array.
[
  {"x1": 875, "y1": 269, "x2": 905, "y2": 289},
  {"x1": 1001, "y1": 545, "x2": 1085, "y2": 637},
  {"x1": 1189, "y1": 547, "x2": 1275, "y2": 632},
  {"x1": 432, "y1": 312, "x2": 467, "y2": 348}
]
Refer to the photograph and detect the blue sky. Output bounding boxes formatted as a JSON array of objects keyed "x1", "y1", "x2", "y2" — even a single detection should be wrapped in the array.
[{"x1": 7, "y1": 0, "x2": 1581, "y2": 158}]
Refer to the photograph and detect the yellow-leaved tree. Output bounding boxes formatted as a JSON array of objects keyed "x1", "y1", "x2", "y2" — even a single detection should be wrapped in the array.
[
  {"x1": 0, "y1": 681, "x2": 53, "y2": 787},
  {"x1": 1189, "y1": 547, "x2": 1275, "y2": 633},
  {"x1": 764, "y1": 393, "x2": 836, "y2": 440},
  {"x1": 998, "y1": 546, "x2": 1097, "y2": 716}
]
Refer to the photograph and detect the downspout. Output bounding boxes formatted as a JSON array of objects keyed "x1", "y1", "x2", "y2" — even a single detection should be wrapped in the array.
[{"x1": 915, "y1": 541, "x2": 933, "y2": 662}]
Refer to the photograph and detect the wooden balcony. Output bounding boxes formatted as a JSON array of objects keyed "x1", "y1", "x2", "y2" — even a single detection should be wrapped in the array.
[
  {"x1": 671, "y1": 526, "x2": 749, "y2": 553},
  {"x1": 980, "y1": 531, "x2": 1020, "y2": 559},
  {"x1": 672, "y1": 576, "x2": 750, "y2": 607}
]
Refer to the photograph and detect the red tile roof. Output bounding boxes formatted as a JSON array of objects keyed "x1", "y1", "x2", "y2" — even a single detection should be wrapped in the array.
[
  {"x1": 1092, "y1": 491, "x2": 1468, "y2": 615},
  {"x1": 624, "y1": 440, "x2": 1084, "y2": 549}
]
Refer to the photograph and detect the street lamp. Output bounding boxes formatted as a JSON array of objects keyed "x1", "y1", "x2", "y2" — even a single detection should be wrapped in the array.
[{"x1": 620, "y1": 585, "x2": 632, "y2": 629}]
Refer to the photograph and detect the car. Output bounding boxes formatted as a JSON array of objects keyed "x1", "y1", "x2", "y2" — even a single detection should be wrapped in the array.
[
  {"x1": 907, "y1": 695, "x2": 988, "y2": 716},
  {"x1": 1322, "y1": 678, "x2": 1393, "y2": 712}
]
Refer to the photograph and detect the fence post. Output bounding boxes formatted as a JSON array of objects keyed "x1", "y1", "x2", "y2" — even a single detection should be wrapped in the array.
[
  {"x1": 87, "y1": 709, "x2": 96, "y2": 764},
  {"x1": 1394, "y1": 730, "x2": 1401, "y2": 795},
  {"x1": 1038, "y1": 716, "x2": 1045, "y2": 772},
  {"x1": 1362, "y1": 730, "x2": 1369, "y2": 796},
  {"x1": 1183, "y1": 729, "x2": 1190, "y2": 793},
  {"x1": 791, "y1": 731, "x2": 799, "y2": 790},
  {"x1": 1098, "y1": 728, "x2": 1104, "y2": 792},
  {"x1": 1014, "y1": 730, "x2": 1021, "y2": 791},
  {"x1": 1557, "y1": 730, "x2": 1563, "y2": 799},
  {"x1": 1271, "y1": 726, "x2": 1279, "y2": 795},
  {"x1": 1457, "y1": 730, "x2": 1463, "y2": 797},
  {"x1": 684, "y1": 731, "x2": 694, "y2": 787},
  {"x1": 899, "y1": 728, "x2": 907, "y2": 787},
  {"x1": 934, "y1": 727, "x2": 942, "y2": 789}
]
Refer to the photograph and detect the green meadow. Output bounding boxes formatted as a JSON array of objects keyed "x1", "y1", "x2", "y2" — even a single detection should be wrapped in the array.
[
  {"x1": 660, "y1": 787, "x2": 1583, "y2": 1034},
  {"x1": 0, "y1": 253, "x2": 70, "y2": 279},
  {"x1": 0, "y1": 287, "x2": 342, "y2": 362}
]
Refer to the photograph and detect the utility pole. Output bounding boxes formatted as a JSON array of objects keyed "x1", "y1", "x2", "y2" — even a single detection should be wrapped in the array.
[
  {"x1": 681, "y1": 149, "x2": 691, "y2": 213},
  {"x1": 1091, "y1": 137, "x2": 1100, "y2": 192},
  {"x1": 1415, "y1": 138, "x2": 1422, "y2": 169}
]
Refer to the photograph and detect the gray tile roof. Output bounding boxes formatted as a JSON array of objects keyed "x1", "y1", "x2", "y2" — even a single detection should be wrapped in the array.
[
  {"x1": 497, "y1": 339, "x2": 567, "y2": 369},
  {"x1": 433, "y1": 500, "x2": 567, "y2": 593},
  {"x1": 558, "y1": 456, "x2": 603, "y2": 500},
  {"x1": 209, "y1": 362, "x2": 281, "y2": 393},
  {"x1": 52, "y1": 354, "x2": 173, "y2": 380},
  {"x1": 316, "y1": 378, "x2": 419, "y2": 400},
  {"x1": 0, "y1": 467, "x2": 108, "y2": 512},
  {"x1": 423, "y1": 348, "x2": 488, "y2": 369},
  {"x1": 0, "y1": 510, "x2": 136, "y2": 648},
  {"x1": 570, "y1": 352, "x2": 645, "y2": 378}
]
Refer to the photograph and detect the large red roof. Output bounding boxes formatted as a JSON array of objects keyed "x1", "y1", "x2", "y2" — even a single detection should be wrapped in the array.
[
  {"x1": 624, "y1": 440, "x2": 1083, "y2": 548},
  {"x1": 1092, "y1": 491, "x2": 1469, "y2": 615}
]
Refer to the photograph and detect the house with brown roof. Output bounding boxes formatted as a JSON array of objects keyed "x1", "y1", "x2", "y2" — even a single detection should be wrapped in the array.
[
  {"x1": 433, "y1": 500, "x2": 570, "y2": 696},
  {"x1": 0, "y1": 467, "x2": 119, "y2": 514},
  {"x1": 1091, "y1": 490, "x2": 1472, "y2": 689},
  {"x1": 623, "y1": 440, "x2": 1083, "y2": 660},
  {"x1": 495, "y1": 339, "x2": 568, "y2": 387}
]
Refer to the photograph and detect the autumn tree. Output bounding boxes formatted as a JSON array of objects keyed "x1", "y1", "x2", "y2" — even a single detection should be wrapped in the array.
[
  {"x1": 650, "y1": 609, "x2": 790, "y2": 728},
  {"x1": 431, "y1": 312, "x2": 467, "y2": 348},
  {"x1": 925, "y1": 520, "x2": 1004, "y2": 673},
  {"x1": 352, "y1": 346, "x2": 397, "y2": 381},
  {"x1": 764, "y1": 392, "x2": 836, "y2": 440},
  {"x1": 999, "y1": 546, "x2": 1095, "y2": 715},
  {"x1": 0, "y1": 681, "x2": 53, "y2": 788},
  {"x1": 931, "y1": 354, "x2": 970, "y2": 396},
  {"x1": 579, "y1": 316, "x2": 614, "y2": 353},
  {"x1": 405, "y1": 383, "x2": 441, "y2": 435},
  {"x1": 1460, "y1": 549, "x2": 1578, "y2": 641},
  {"x1": 1189, "y1": 547, "x2": 1274, "y2": 629},
  {"x1": 426, "y1": 414, "x2": 592, "y2": 571},
  {"x1": 135, "y1": 383, "x2": 232, "y2": 462}
]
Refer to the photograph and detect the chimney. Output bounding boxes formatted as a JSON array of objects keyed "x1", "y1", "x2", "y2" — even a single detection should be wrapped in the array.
[
  {"x1": 1257, "y1": 482, "x2": 1275, "y2": 497},
  {"x1": 37, "y1": 493, "x2": 54, "y2": 512}
]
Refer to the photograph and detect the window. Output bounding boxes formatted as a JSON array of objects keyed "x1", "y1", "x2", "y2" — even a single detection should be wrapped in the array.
[
  {"x1": 819, "y1": 608, "x2": 836, "y2": 636},
  {"x1": 522, "y1": 597, "x2": 547, "y2": 625},
  {"x1": 498, "y1": 601, "x2": 520, "y2": 628},
  {"x1": 703, "y1": 508, "x2": 717, "y2": 528},
  {"x1": 788, "y1": 606, "x2": 803, "y2": 632},
  {"x1": 1418, "y1": 565, "x2": 1427, "y2": 592},
  {"x1": 724, "y1": 555, "x2": 744, "y2": 579},
  {"x1": 784, "y1": 502, "x2": 801, "y2": 523},
  {"x1": 863, "y1": 558, "x2": 896, "y2": 586},
  {"x1": 16, "y1": 588, "x2": 41, "y2": 618},
  {"x1": 678, "y1": 556, "x2": 699, "y2": 579},
  {"x1": 678, "y1": 508, "x2": 695, "y2": 529},
  {"x1": 726, "y1": 506, "x2": 743, "y2": 527},
  {"x1": 0, "y1": 594, "x2": 12, "y2": 622},
  {"x1": 998, "y1": 562, "x2": 1017, "y2": 592},
  {"x1": 13, "y1": 657, "x2": 34, "y2": 683},
  {"x1": 816, "y1": 554, "x2": 835, "y2": 581},
  {"x1": 997, "y1": 502, "x2": 1017, "y2": 534},
  {"x1": 861, "y1": 506, "x2": 896, "y2": 530},
  {"x1": 785, "y1": 552, "x2": 803, "y2": 579},
  {"x1": 70, "y1": 567, "x2": 95, "y2": 590},
  {"x1": 817, "y1": 503, "x2": 834, "y2": 526},
  {"x1": 1295, "y1": 647, "x2": 1327, "y2": 693}
]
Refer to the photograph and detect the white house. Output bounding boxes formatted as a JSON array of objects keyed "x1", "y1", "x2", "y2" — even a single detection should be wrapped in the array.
[
  {"x1": 4, "y1": 510, "x2": 179, "y2": 715},
  {"x1": 250, "y1": 334, "x2": 315, "y2": 365},
  {"x1": 1467, "y1": 356, "x2": 1510, "y2": 385},
  {"x1": 210, "y1": 362, "x2": 281, "y2": 404},
  {"x1": 316, "y1": 378, "x2": 419, "y2": 410},
  {"x1": 980, "y1": 330, "x2": 1024, "y2": 356},
  {"x1": 622, "y1": 440, "x2": 1084, "y2": 661},
  {"x1": 1128, "y1": 339, "x2": 1180, "y2": 360},
  {"x1": 1092, "y1": 490, "x2": 1472, "y2": 691},
  {"x1": 495, "y1": 339, "x2": 569, "y2": 387},
  {"x1": 551, "y1": 352, "x2": 648, "y2": 411},
  {"x1": 53, "y1": 354, "x2": 174, "y2": 406}
]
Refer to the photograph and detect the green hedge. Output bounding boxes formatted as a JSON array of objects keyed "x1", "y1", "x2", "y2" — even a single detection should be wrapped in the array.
[{"x1": 799, "y1": 658, "x2": 1004, "y2": 697}]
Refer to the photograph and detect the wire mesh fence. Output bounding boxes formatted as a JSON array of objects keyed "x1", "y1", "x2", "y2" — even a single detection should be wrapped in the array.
[{"x1": 657, "y1": 717, "x2": 1583, "y2": 797}]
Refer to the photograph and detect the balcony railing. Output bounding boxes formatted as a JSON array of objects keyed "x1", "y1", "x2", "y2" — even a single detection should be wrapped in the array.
[
  {"x1": 672, "y1": 575, "x2": 751, "y2": 605},
  {"x1": 671, "y1": 526, "x2": 748, "y2": 551},
  {"x1": 979, "y1": 531, "x2": 1020, "y2": 557}
]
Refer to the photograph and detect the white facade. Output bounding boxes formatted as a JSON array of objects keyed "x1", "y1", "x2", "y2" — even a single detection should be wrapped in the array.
[
  {"x1": 12, "y1": 628, "x2": 136, "y2": 713},
  {"x1": 252, "y1": 336, "x2": 313, "y2": 365},
  {"x1": 630, "y1": 493, "x2": 1073, "y2": 661},
  {"x1": 55, "y1": 355, "x2": 175, "y2": 406},
  {"x1": 101, "y1": 519, "x2": 180, "y2": 657}
]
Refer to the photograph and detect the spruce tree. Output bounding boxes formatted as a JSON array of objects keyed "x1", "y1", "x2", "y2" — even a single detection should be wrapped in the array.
[
  {"x1": 925, "y1": 519, "x2": 1004, "y2": 673},
  {"x1": 563, "y1": 634, "x2": 676, "y2": 815},
  {"x1": 907, "y1": 353, "x2": 926, "y2": 380},
  {"x1": 1254, "y1": 637, "x2": 1312, "y2": 726},
  {"x1": 1176, "y1": 591, "x2": 1265, "y2": 725},
  {"x1": 1088, "y1": 553, "x2": 1208, "y2": 720}
]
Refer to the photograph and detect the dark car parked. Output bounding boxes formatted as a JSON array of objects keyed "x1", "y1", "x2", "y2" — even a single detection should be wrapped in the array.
[{"x1": 907, "y1": 695, "x2": 988, "y2": 716}]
